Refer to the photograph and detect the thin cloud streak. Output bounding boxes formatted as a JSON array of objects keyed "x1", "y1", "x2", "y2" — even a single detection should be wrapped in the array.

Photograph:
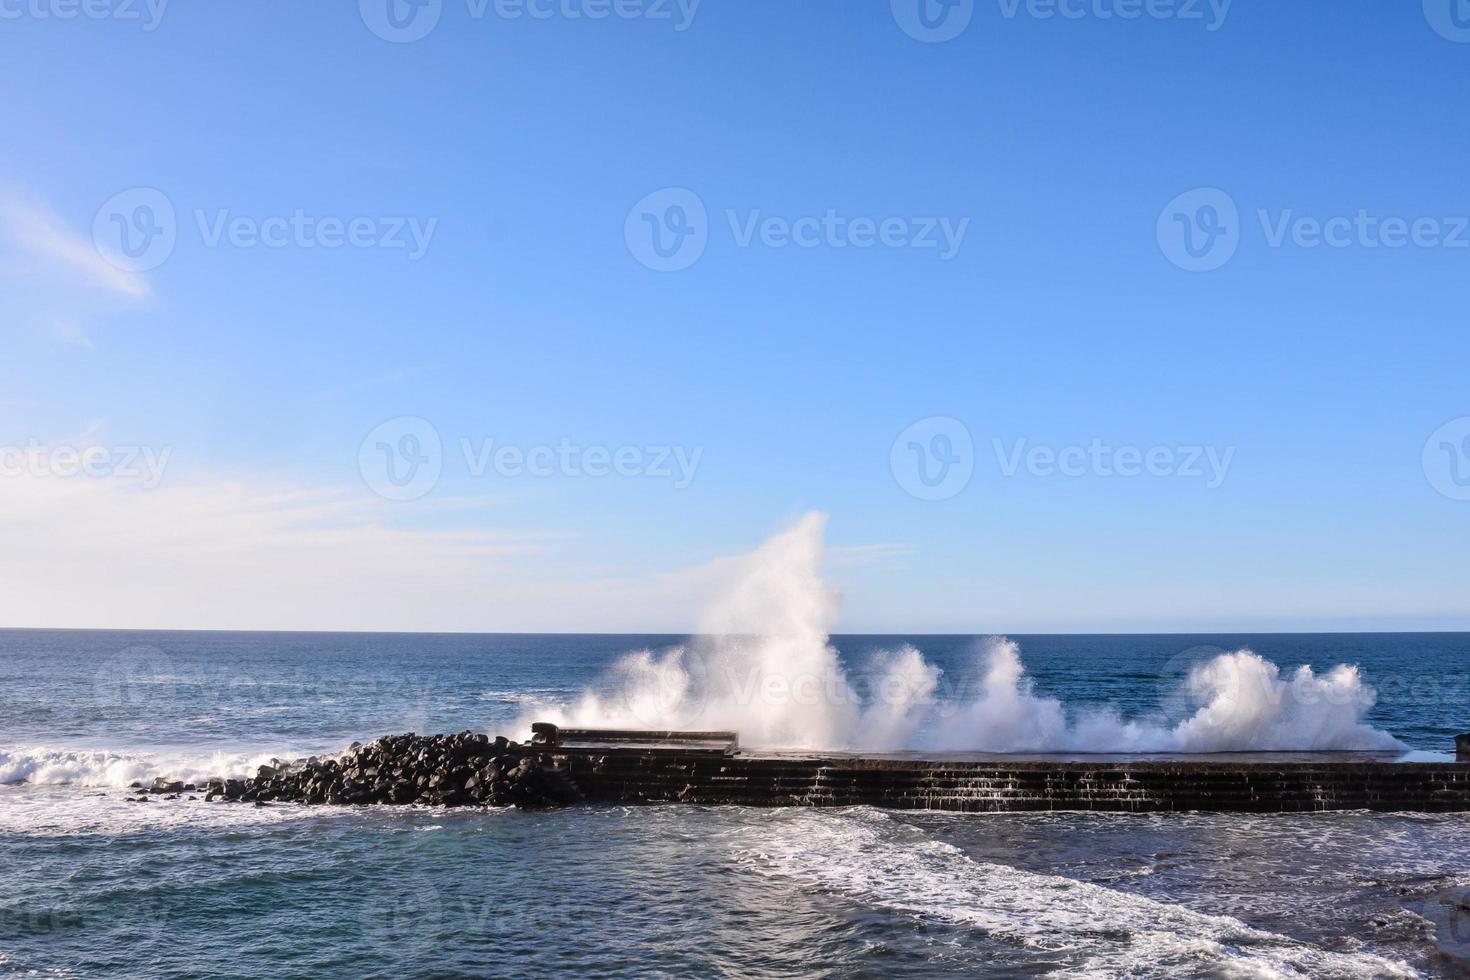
[
  {"x1": 0, "y1": 470, "x2": 737, "y2": 633},
  {"x1": 0, "y1": 192, "x2": 150, "y2": 299}
]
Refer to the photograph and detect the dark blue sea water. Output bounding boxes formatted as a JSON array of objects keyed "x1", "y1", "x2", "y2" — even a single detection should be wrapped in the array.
[{"x1": 2, "y1": 630, "x2": 1469, "y2": 977}]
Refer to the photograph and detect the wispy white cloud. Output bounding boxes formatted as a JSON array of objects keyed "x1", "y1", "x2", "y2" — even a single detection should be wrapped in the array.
[
  {"x1": 0, "y1": 469, "x2": 729, "y2": 632},
  {"x1": 53, "y1": 320, "x2": 98, "y2": 349},
  {"x1": 0, "y1": 191, "x2": 149, "y2": 299},
  {"x1": 0, "y1": 469, "x2": 553, "y2": 630},
  {"x1": 0, "y1": 457, "x2": 905, "y2": 632}
]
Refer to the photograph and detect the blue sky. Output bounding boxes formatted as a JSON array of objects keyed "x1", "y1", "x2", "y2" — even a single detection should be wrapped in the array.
[{"x1": 2, "y1": 0, "x2": 1469, "y2": 632}]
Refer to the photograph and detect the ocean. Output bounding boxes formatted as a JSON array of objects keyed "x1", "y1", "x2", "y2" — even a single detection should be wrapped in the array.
[{"x1": 2, "y1": 629, "x2": 1469, "y2": 977}]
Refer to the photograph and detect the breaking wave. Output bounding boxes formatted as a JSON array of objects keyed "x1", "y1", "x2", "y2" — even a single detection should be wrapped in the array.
[
  {"x1": 540, "y1": 513, "x2": 1404, "y2": 753},
  {"x1": 0, "y1": 745, "x2": 313, "y2": 788}
]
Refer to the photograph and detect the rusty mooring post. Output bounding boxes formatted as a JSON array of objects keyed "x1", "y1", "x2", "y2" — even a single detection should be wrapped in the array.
[
  {"x1": 1457, "y1": 733, "x2": 1470, "y2": 760},
  {"x1": 531, "y1": 722, "x2": 560, "y2": 749}
]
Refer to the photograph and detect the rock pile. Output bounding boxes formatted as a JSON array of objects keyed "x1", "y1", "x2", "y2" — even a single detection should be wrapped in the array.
[
  {"x1": 122, "y1": 777, "x2": 198, "y2": 802},
  {"x1": 129, "y1": 732, "x2": 580, "y2": 809}
]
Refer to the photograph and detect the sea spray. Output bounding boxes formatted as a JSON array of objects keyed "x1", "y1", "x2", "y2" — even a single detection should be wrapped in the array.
[
  {"x1": 537, "y1": 512, "x2": 1405, "y2": 753},
  {"x1": 543, "y1": 513, "x2": 899, "y2": 747},
  {"x1": 922, "y1": 638, "x2": 1403, "y2": 753}
]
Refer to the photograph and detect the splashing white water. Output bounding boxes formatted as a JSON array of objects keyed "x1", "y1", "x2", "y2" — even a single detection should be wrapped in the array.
[
  {"x1": 540, "y1": 513, "x2": 1403, "y2": 753},
  {"x1": 924, "y1": 637, "x2": 1401, "y2": 753},
  {"x1": 0, "y1": 745, "x2": 320, "y2": 788},
  {"x1": 542, "y1": 513, "x2": 934, "y2": 747}
]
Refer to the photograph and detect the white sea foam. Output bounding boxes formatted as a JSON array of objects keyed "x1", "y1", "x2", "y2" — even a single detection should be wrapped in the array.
[
  {"x1": 0, "y1": 950, "x2": 81, "y2": 979},
  {"x1": 0, "y1": 744, "x2": 324, "y2": 789},
  {"x1": 541, "y1": 513, "x2": 1405, "y2": 753},
  {"x1": 477, "y1": 688, "x2": 564, "y2": 704},
  {"x1": 741, "y1": 807, "x2": 1418, "y2": 978},
  {"x1": 0, "y1": 784, "x2": 308, "y2": 835}
]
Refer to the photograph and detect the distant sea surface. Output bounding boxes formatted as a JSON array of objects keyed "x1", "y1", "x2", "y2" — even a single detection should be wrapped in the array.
[{"x1": 2, "y1": 630, "x2": 1468, "y2": 977}]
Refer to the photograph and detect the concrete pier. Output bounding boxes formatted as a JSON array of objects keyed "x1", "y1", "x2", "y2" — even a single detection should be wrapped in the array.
[{"x1": 531, "y1": 724, "x2": 1470, "y2": 814}]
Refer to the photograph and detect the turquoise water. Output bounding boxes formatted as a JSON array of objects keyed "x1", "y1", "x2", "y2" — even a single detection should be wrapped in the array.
[{"x1": 2, "y1": 630, "x2": 1469, "y2": 977}]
